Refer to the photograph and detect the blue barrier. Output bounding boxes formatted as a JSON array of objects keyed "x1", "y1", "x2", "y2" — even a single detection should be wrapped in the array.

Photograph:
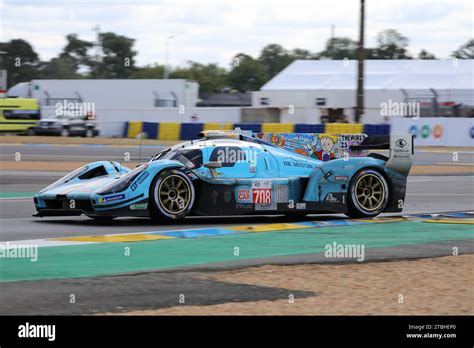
[
  {"x1": 180, "y1": 123, "x2": 204, "y2": 140},
  {"x1": 294, "y1": 124, "x2": 325, "y2": 133},
  {"x1": 123, "y1": 122, "x2": 129, "y2": 138},
  {"x1": 142, "y1": 122, "x2": 158, "y2": 139},
  {"x1": 123, "y1": 122, "x2": 391, "y2": 139},
  {"x1": 363, "y1": 124, "x2": 390, "y2": 136}
]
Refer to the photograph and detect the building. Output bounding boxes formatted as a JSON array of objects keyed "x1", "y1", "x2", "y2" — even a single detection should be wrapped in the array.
[
  {"x1": 7, "y1": 79, "x2": 199, "y2": 108},
  {"x1": 197, "y1": 91, "x2": 251, "y2": 107},
  {"x1": 251, "y1": 59, "x2": 474, "y2": 124}
]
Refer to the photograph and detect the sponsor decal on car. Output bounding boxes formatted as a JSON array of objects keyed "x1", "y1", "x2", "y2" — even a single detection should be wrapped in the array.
[
  {"x1": 395, "y1": 138, "x2": 407, "y2": 148},
  {"x1": 131, "y1": 171, "x2": 150, "y2": 191},
  {"x1": 252, "y1": 179, "x2": 271, "y2": 189},
  {"x1": 236, "y1": 203, "x2": 253, "y2": 210},
  {"x1": 251, "y1": 179, "x2": 272, "y2": 204},
  {"x1": 253, "y1": 189, "x2": 272, "y2": 204},
  {"x1": 296, "y1": 202, "x2": 306, "y2": 210},
  {"x1": 282, "y1": 160, "x2": 316, "y2": 168},
  {"x1": 325, "y1": 193, "x2": 339, "y2": 203},
  {"x1": 130, "y1": 203, "x2": 148, "y2": 210},
  {"x1": 98, "y1": 194, "x2": 125, "y2": 204},
  {"x1": 237, "y1": 189, "x2": 251, "y2": 202},
  {"x1": 393, "y1": 138, "x2": 411, "y2": 159},
  {"x1": 255, "y1": 202, "x2": 277, "y2": 210},
  {"x1": 335, "y1": 175, "x2": 348, "y2": 181}
]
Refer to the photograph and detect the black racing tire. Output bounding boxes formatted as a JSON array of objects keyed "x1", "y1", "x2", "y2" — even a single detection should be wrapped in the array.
[
  {"x1": 149, "y1": 169, "x2": 195, "y2": 223},
  {"x1": 346, "y1": 168, "x2": 389, "y2": 218},
  {"x1": 27, "y1": 128, "x2": 36, "y2": 136},
  {"x1": 84, "y1": 129, "x2": 95, "y2": 138}
]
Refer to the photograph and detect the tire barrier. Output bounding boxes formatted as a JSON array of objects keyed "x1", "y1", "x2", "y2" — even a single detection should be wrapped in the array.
[{"x1": 124, "y1": 122, "x2": 391, "y2": 140}]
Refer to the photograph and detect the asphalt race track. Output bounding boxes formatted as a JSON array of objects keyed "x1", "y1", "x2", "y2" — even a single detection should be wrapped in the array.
[
  {"x1": 0, "y1": 143, "x2": 473, "y2": 242},
  {"x1": 0, "y1": 171, "x2": 473, "y2": 240},
  {"x1": 0, "y1": 143, "x2": 473, "y2": 314}
]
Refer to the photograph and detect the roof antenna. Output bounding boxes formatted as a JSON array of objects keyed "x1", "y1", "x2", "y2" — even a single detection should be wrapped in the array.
[{"x1": 137, "y1": 131, "x2": 144, "y2": 166}]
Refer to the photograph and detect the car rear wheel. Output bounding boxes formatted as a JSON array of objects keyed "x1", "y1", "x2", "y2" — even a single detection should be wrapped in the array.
[
  {"x1": 85, "y1": 129, "x2": 94, "y2": 138},
  {"x1": 149, "y1": 169, "x2": 195, "y2": 222},
  {"x1": 27, "y1": 128, "x2": 36, "y2": 136},
  {"x1": 346, "y1": 169, "x2": 389, "y2": 218}
]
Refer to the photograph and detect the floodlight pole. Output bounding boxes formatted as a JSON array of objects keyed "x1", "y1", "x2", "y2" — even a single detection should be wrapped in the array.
[{"x1": 355, "y1": 0, "x2": 365, "y2": 123}]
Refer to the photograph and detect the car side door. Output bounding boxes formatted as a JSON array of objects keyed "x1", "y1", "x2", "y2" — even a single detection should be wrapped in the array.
[{"x1": 203, "y1": 145, "x2": 257, "y2": 179}]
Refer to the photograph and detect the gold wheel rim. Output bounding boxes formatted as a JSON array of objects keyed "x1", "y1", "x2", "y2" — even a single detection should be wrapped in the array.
[
  {"x1": 355, "y1": 173, "x2": 385, "y2": 211},
  {"x1": 157, "y1": 175, "x2": 191, "y2": 215}
]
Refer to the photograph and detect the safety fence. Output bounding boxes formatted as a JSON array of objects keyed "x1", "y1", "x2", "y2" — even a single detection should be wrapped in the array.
[{"x1": 123, "y1": 122, "x2": 391, "y2": 140}]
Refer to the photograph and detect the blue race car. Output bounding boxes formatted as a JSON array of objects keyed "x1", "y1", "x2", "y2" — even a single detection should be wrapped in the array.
[{"x1": 33, "y1": 129, "x2": 413, "y2": 222}]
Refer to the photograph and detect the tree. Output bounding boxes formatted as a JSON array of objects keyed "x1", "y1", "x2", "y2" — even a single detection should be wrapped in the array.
[
  {"x1": 258, "y1": 44, "x2": 293, "y2": 79},
  {"x1": 0, "y1": 39, "x2": 40, "y2": 87},
  {"x1": 290, "y1": 48, "x2": 317, "y2": 60},
  {"x1": 91, "y1": 32, "x2": 137, "y2": 78},
  {"x1": 451, "y1": 39, "x2": 474, "y2": 59},
  {"x1": 228, "y1": 53, "x2": 268, "y2": 92},
  {"x1": 418, "y1": 49, "x2": 436, "y2": 59},
  {"x1": 39, "y1": 57, "x2": 79, "y2": 79},
  {"x1": 373, "y1": 29, "x2": 411, "y2": 59},
  {"x1": 364, "y1": 48, "x2": 379, "y2": 59},
  {"x1": 170, "y1": 61, "x2": 228, "y2": 96},
  {"x1": 59, "y1": 34, "x2": 93, "y2": 72},
  {"x1": 317, "y1": 37, "x2": 358, "y2": 59},
  {"x1": 133, "y1": 64, "x2": 165, "y2": 79}
]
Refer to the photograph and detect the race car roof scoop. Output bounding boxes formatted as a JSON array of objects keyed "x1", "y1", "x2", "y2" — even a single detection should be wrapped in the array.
[{"x1": 198, "y1": 129, "x2": 253, "y2": 139}]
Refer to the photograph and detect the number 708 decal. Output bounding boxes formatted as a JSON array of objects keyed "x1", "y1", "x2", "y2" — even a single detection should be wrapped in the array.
[{"x1": 253, "y1": 188, "x2": 272, "y2": 204}]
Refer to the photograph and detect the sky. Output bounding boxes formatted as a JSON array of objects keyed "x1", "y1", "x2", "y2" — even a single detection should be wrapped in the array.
[{"x1": 0, "y1": 0, "x2": 472, "y2": 69}]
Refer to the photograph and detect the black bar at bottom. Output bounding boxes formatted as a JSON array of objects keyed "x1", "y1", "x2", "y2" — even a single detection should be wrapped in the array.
[{"x1": 0, "y1": 315, "x2": 472, "y2": 346}]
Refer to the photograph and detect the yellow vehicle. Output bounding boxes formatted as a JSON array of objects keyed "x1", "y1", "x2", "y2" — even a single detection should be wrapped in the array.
[{"x1": 0, "y1": 98, "x2": 40, "y2": 134}]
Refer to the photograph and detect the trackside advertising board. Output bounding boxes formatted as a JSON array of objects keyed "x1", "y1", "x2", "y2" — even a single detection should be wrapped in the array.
[{"x1": 390, "y1": 117, "x2": 474, "y2": 146}]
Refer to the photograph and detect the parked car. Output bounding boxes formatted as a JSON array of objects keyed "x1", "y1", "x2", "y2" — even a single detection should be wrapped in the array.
[{"x1": 30, "y1": 112, "x2": 99, "y2": 137}]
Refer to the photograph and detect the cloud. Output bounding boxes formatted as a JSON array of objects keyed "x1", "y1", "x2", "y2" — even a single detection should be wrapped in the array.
[{"x1": 1, "y1": 0, "x2": 472, "y2": 67}]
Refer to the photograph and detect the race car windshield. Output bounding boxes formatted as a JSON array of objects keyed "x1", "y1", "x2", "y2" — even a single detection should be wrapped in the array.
[
  {"x1": 152, "y1": 148, "x2": 171, "y2": 160},
  {"x1": 152, "y1": 149, "x2": 201, "y2": 169}
]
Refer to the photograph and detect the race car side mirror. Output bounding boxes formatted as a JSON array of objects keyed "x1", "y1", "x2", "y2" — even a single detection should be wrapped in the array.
[
  {"x1": 204, "y1": 161, "x2": 222, "y2": 169},
  {"x1": 204, "y1": 161, "x2": 222, "y2": 178}
]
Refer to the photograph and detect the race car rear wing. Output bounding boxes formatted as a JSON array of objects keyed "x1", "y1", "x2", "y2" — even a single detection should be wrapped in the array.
[
  {"x1": 386, "y1": 134, "x2": 414, "y2": 175},
  {"x1": 351, "y1": 134, "x2": 414, "y2": 175}
]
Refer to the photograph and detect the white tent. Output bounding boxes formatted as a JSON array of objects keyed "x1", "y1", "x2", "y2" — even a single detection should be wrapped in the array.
[
  {"x1": 253, "y1": 59, "x2": 474, "y2": 123},
  {"x1": 261, "y1": 59, "x2": 473, "y2": 91}
]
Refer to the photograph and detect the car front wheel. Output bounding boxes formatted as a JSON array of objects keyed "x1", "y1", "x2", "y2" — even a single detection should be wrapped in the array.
[{"x1": 149, "y1": 169, "x2": 195, "y2": 222}]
